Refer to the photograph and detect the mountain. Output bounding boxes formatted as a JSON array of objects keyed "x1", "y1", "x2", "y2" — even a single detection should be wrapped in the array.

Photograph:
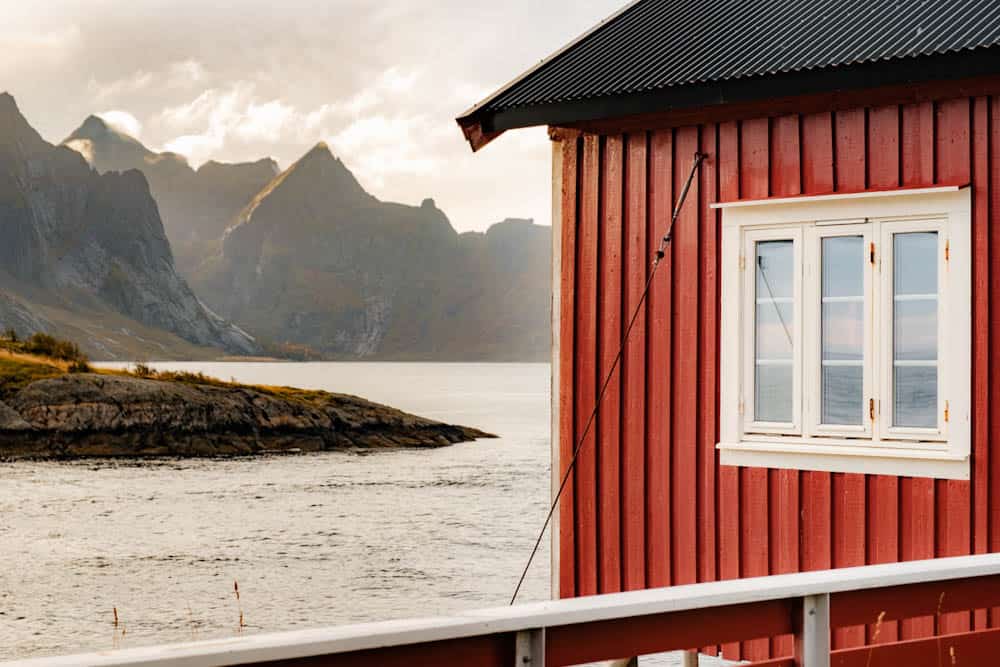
[
  {"x1": 192, "y1": 143, "x2": 551, "y2": 360},
  {"x1": 63, "y1": 116, "x2": 278, "y2": 275},
  {"x1": 0, "y1": 93, "x2": 257, "y2": 359},
  {"x1": 60, "y1": 116, "x2": 552, "y2": 361}
]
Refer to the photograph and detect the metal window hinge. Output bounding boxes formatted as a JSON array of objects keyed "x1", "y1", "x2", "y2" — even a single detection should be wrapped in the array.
[
  {"x1": 869, "y1": 242, "x2": 876, "y2": 265},
  {"x1": 739, "y1": 254, "x2": 746, "y2": 271},
  {"x1": 869, "y1": 398, "x2": 876, "y2": 422},
  {"x1": 944, "y1": 401, "x2": 950, "y2": 423},
  {"x1": 739, "y1": 398, "x2": 745, "y2": 416},
  {"x1": 945, "y1": 239, "x2": 950, "y2": 263}
]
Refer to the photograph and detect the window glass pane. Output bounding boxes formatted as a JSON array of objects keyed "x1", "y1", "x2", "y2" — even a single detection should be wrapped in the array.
[
  {"x1": 756, "y1": 364, "x2": 794, "y2": 423},
  {"x1": 755, "y1": 240, "x2": 794, "y2": 423},
  {"x1": 894, "y1": 366, "x2": 938, "y2": 428},
  {"x1": 821, "y1": 236, "x2": 864, "y2": 425},
  {"x1": 893, "y1": 300, "x2": 937, "y2": 360},
  {"x1": 893, "y1": 231, "x2": 938, "y2": 428},
  {"x1": 822, "y1": 236, "x2": 865, "y2": 298},
  {"x1": 823, "y1": 365, "x2": 863, "y2": 425}
]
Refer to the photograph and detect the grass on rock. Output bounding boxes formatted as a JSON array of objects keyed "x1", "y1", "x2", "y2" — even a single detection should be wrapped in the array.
[{"x1": 0, "y1": 333, "x2": 359, "y2": 407}]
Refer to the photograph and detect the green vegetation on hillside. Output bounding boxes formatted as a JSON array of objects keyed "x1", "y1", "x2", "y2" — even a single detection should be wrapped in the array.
[
  {"x1": 4, "y1": 332, "x2": 86, "y2": 362},
  {"x1": 0, "y1": 357, "x2": 64, "y2": 401},
  {"x1": 0, "y1": 333, "x2": 356, "y2": 409}
]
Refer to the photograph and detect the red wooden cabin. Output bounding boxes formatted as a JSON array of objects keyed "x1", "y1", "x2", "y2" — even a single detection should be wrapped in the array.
[{"x1": 459, "y1": 0, "x2": 1000, "y2": 661}]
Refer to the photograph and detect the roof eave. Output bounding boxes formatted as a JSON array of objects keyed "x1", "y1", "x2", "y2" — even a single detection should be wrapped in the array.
[
  {"x1": 456, "y1": 117, "x2": 503, "y2": 152},
  {"x1": 458, "y1": 47, "x2": 1000, "y2": 151}
]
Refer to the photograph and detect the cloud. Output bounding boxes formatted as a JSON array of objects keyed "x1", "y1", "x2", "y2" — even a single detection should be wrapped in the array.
[
  {"x1": 167, "y1": 60, "x2": 206, "y2": 87},
  {"x1": 97, "y1": 110, "x2": 142, "y2": 138},
  {"x1": 150, "y1": 67, "x2": 433, "y2": 173},
  {"x1": 2, "y1": 0, "x2": 629, "y2": 230},
  {"x1": 88, "y1": 70, "x2": 154, "y2": 103},
  {"x1": 88, "y1": 60, "x2": 208, "y2": 104},
  {"x1": 0, "y1": 25, "x2": 82, "y2": 74},
  {"x1": 163, "y1": 133, "x2": 224, "y2": 162},
  {"x1": 328, "y1": 115, "x2": 438, "y2": 188},
  {"x1": 236, "y1": 100, "x2": 297, "y2": 143}
]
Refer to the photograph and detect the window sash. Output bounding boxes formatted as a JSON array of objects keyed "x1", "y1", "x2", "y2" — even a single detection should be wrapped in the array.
[
  {"x1": 878, "y1": 218, "x2": 947, "y2": 442},
  {"x1": 743, "y1": 226, "x2": 802, "y2": 435},
  {"x1": 803, "y1": 223, "x2": 873, "y2": 439}
]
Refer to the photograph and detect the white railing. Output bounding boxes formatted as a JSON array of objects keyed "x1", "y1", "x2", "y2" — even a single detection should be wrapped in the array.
[{"x1": 8, "y1": 553, "x2": 1000, "y2": 667}]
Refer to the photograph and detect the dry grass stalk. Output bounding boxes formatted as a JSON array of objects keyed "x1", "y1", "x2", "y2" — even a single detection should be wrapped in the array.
[
  {"x1": 234, "y1": 580, "x2": 246, "y2": 634},
  {"x1": 864, "y1": 611, "x2": 887, "y2": 667},
  {"x1": 187, "y1": 603, "x2": 198, "y2": 641}
]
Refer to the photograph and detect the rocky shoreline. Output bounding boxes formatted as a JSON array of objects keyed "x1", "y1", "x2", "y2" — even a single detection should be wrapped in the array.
[{"x1": 0, "y1": 373, "x2": 493, "y2": 459}]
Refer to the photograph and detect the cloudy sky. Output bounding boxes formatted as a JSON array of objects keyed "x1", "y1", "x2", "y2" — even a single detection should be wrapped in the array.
[{"x1": 1, "y1": 0, "x2": 623, "y2": 232}]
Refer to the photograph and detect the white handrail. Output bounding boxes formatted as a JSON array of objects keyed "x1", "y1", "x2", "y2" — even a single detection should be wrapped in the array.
[{"x1": 8, "y1": 553, "x2": 1000, "y2": 667}]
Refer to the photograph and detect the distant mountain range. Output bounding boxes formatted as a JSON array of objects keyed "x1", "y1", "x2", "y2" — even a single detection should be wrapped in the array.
[
  {"x1": 64, "y1": 117, "x2": 279, "y2": 277},
  {"x1": 0, "y1": 93, "x2": 256, "y2": 359},
  {"x1": 0, "y1": 93, "x2": 550, "y2": 361}
]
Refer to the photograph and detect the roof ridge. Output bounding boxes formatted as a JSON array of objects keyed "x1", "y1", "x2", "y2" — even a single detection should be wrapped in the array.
[{"x1": 456, "y1": 0, "x2": 1000, "y2": 151}]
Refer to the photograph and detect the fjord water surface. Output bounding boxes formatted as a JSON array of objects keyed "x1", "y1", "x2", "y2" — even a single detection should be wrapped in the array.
[{"x1": 1, "y1": 362, "x2": 551, "y2": 659}]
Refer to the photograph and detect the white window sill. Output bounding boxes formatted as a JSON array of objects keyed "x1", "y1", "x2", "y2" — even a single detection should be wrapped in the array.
[{"x1": 717, "y1": 441, "x2": 969, "y2": 480}]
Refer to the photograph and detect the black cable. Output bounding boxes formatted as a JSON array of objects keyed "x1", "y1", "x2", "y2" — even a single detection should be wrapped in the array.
[{"x1": 510, "y1": 150, "x2": 708, "y2": 605}]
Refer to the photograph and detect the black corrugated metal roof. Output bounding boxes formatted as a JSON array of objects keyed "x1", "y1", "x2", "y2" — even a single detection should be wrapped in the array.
[{"x1": 458, "y1": 0, "x2": 1000, "y2": 146}]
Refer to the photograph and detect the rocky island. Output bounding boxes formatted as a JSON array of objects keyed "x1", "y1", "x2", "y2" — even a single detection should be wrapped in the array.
[{"x1": 0, "y1": 334, "x2": 492, "y2": 459}]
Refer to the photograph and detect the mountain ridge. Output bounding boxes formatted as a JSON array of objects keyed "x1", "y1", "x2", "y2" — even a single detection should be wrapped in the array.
[
  {"x1": 58, "y1": 108, "x2": 551, "y2": 361},
  {"x1": 63, "y1": 115, "x2": 280, "y2": 275},
  {"x1": 0, "y1": 93, "x2": 257, "y2": 359}
]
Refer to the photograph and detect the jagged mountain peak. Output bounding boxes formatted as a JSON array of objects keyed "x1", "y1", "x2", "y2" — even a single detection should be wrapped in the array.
[
  {"x1": 78, "y1": 114, "x2": 110, "y2": 133},
  {"x1": 294, "y1": 141, "x2": 344, "y2": 169},
  {"x1": 257, "y1": 141, "x2": 370, "y2": 204},
  {"x1": 0, "y1": 91, "x2": 17, "y2": 112},
  {"x1": 0, "y1": 92, "x2": 26, "y2": 128},
  {"x1": 65, "y1": 114, "x2": 153, "y2": 157},
  {"x1": 307, "y1": 140, "x2": 332, "y2": 156},
  {"x1": 0, "y1": 92, "x2": 47, "y2": 150}
]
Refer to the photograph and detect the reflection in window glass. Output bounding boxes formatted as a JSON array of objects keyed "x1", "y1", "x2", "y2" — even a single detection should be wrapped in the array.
[
  {"x1": 821, "y1": 236, "x2": 864, "y2": 425},
  {"x1": 893, "y1": 232, "x2": 938, "y2": 428},
  {"x1": 755, "y1": 240, "x2": 794, "y2": 423}
]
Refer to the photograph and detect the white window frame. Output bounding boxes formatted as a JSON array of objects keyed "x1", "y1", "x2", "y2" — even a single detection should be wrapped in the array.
[
  {"x1": 743, "y1": 225, "x2": 803, "y2": 436},
  {"x1": 803, "y1": 222, "x2": 874, "y2": 440},
  {"x1": 879, "y1": 218, "x2": 949, "y2": 444},
  {"x1": 716, "y1": 186, "x2": 971, "y2": 480}
]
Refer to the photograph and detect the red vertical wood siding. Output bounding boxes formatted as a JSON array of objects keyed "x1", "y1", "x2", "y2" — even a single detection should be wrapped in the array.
[
  {"x1": 672, "y1": 127, "x2": 699, "y2": 588},
  {"x1": 556, "y1": 91, "x2": 1000, "y2": 659},
  {"x1": 971, "y1": 96, "x2": 990, "y2": 631},
  {"x1": 557, "y1": 137, "x2": 578, "y2": 599},
  {"x1": 598, "y1": 136, "x2": 624, "y2": 595},
  {"x1": 989, "y1": 98, "x2": 1000, "y2": 627},
  {"x1": 621, "y1": 133, "x2": 648, "y2": 592},
  {"x1": 574, "y1": 135, "x2": 600, "y2": 597},
  {"x1": 645, "y1": 130, "x2": 673, "y2": 589}
]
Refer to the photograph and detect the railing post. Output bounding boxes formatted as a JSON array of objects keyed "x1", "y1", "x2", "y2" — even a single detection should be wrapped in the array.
[
  {"x1": 794, "y1": 593, "x2": 830, "y2": 667},
  {"x1": 515, "y1": 628, "x2": 545, "y2": 666}
]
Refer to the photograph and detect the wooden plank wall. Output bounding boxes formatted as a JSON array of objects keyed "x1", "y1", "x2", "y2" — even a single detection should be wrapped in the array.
[{"x1": 556, "y1": 95, "x2": 997, "y2": 661}]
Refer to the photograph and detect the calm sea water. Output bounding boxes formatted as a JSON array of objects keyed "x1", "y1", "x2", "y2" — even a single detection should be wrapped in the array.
[
  {"x1": 2, "y1": 362, "x2": 718, "y2": 666},
  {"x1": 0, "y1": 362, "x2": 553, "y2": 660}
]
